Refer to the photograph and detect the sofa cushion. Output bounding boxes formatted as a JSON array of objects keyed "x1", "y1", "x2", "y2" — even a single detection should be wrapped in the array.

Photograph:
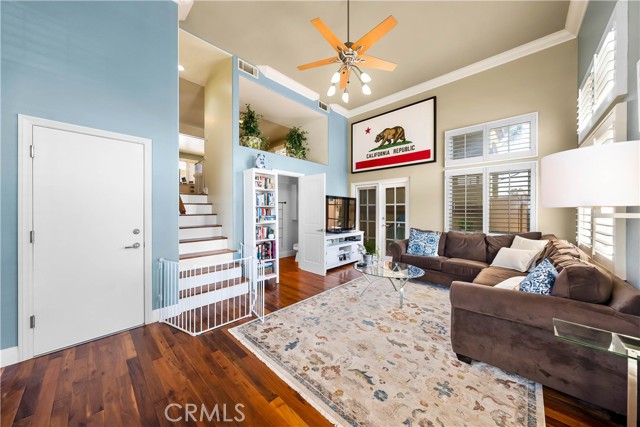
[
  {"x1": 494, "y1": 276, "x2": 525, "y2": 290},
  {"x1": 473, "y1": 266, "x2": 527, "y2": 286},
  {"x1": 609, "y1": 278, "x2": 640, "y2": 315},
  {"x1": 510, "y1": 235, "x2": 548, "y2": 252},
  {"x1": 491, "y1": 248, "x2": 540, "y2": 273},
  {"x1": 441, "y1": 258, "x2": 487, "y2": 279},
  {"x1": 519, "y1": 259, "x2": 558, "y2": 295},
  {"x1": 407, "y1": 229, "x2": 441, "y2": 256},
  {"x1": 444, "y1": 231, "x2": 487, "y2": 262},
  {"x1": 400, "y1": 254, "x2": 447, "y2": 272},
  {"x1": 485, "y1": 232, "x2": 542, "y2": 263},
  {"x1": 552, "y1": 263, "x2": 613, "y2": 304},
  {"x1": 539, "y1": 240, "x2": 589, "y2": 272}
]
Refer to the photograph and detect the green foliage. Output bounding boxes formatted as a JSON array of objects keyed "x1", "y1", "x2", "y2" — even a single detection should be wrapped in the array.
[
  {"x1": 363, "y1": 239, "x2": 377, "y2": 255},
  {"x1": 285, "y1": 126, "x2": 309, "y2": 160},
  {"x1": 240, "y1": 104, "x2": 262, "y2": 138}
]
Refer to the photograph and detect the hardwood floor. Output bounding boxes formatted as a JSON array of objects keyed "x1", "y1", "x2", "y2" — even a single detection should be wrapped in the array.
[{"x1": 0, "y1": 257, "x2": 625, "y2": 426}]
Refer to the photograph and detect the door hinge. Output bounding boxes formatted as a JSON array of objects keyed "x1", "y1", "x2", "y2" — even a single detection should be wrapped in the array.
[
  {"x1": 29, "y1": 230, "x2": 35, "y2": 243},
  {"x1": 29, "y1": 145, "x2": 34, "y2": 158},
  {"x1": 30, "y1": 315, "x2": 36, "y2": 329}
]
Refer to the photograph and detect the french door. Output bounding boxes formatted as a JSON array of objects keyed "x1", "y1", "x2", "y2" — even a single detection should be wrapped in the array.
[{"x1": 354, "y1": 179, "x2": 409, "y2": 257}]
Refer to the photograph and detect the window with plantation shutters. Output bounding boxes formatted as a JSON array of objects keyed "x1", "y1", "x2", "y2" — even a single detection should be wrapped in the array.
[
  {"x1": 445, "y1": 162, "x2": 536, "y2": 234},
  {"x1": 488, "y1": 168, "x2": 532, "y2": 234},
  {"x1": 577, "y1": 207, "x2": 592, "y2": 249},
  {"x1": 446, "y1": 171, "x2": 484, "y2": 232},
  {"x1": 577, "y1": 0, "x2": 627, "y2": 143},
  {"x1": 445, "y1": 113, "x2": 537, "y2": 167}
]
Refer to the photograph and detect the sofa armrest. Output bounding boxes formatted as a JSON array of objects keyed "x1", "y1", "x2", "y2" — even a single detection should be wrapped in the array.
[
  {"x1": 389, "y1": 239, "x2": 409, "y2": 262},
  {"x1": 450, "y1": 281, "x2": 640, "y2": 336}
]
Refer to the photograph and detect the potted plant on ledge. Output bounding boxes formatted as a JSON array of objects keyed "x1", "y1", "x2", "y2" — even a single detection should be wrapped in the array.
[
  {"x1": 362, "y1": 240, "x2": 377, "y2": 265},
  {"x1": 240, "y1": 104, "x2": 267, "y2": 150},
  {"x1": 285, "y1": 126, "x2": 309, "y2": 160}
]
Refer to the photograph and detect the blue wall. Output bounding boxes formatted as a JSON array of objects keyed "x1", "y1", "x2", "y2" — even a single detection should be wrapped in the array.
[
  {"x1": 1, "y1": 1, "x2": 179, "y2": 349},
  {"x1": 578, "y1": 0, "x2": 640, "y2": 287},
  {"x1": 231, "y1": 60, "x2": 349, "y2": 248}
]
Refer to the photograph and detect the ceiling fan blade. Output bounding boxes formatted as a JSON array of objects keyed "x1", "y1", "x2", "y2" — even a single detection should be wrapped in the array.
[
  {"x1": 297, "y1": 57, "x2": 338, "y2": 70},
  {"x1": 353, "y1": 16, "x2": 398, "y2": 55},
  {"x1": 311, "y1": 18, "x2": 348, "y2": 52},
  {"x1": 340, "y1": 67, "x2": 348, "y2": 90},
  {"x1": 358, "y1": 54, "x2": 397, "y2": 71}
]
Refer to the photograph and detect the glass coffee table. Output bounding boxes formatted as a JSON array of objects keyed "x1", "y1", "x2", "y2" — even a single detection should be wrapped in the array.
[
  {"x1": 553, "y1": 318, "x2": 639, "y2": 427},
  {"x1": 354, "y1": 261, "x2": 424, "y2": 308}
]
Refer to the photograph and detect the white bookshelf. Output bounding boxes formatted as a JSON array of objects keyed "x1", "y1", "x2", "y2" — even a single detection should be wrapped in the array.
[{"x1": 244, "y1": 168, "x2": 279, "y2": 284}]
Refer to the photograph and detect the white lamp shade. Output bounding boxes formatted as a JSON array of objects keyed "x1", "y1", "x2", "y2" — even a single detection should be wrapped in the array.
[{"x1": 541, "y1": 140, "x2": 640, "y2": 207}]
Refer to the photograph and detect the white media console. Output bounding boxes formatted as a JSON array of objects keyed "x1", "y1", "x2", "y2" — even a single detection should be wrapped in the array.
[{"x1": 325, "y1": 230, "x2": 364, "y2": 270}]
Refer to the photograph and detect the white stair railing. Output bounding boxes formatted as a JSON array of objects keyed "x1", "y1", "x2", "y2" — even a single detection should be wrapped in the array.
[{"x1": 159, "y1": 256, "x2": 264, "y2": 336}]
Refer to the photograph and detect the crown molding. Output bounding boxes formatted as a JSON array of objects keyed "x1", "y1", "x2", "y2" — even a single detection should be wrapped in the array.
[
  {"x1": 257, "y1": 66, "x2": 320, "y2": 102},
  {"x1": 565, "y1": 0, "x2": 589, "y2": 36},
  {"x1": 346, "y1": 29, "x2": 576, "y2": 119}
]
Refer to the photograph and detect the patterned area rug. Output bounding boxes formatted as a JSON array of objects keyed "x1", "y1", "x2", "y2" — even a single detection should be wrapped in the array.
[{"x1": 230, "y1": 278, "x2": 544, "y2": 427}]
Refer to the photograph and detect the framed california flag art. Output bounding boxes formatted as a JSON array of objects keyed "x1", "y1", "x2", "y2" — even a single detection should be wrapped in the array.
[{"x1": 352, "y1": 97, "x2": 436, "y2": 173}]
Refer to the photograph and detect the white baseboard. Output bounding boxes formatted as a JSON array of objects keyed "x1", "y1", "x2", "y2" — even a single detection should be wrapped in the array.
[
  {"x1": 1, "y1": 346, "x2": 19, "y2": 368},
  {"x1": 279, "y1": 250, "x2": 295, "y2": 258}
]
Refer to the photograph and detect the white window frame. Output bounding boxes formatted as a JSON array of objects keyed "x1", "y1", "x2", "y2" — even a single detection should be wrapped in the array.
[
  {"x1": 577, "y1": 0, "x2": 628, "y2": 143},
  {"x1": 576, "y1": 103, "x2": 627, "y2": 278},
  {"x1": 445, "y1": 161, "x2": 537, "y2": 234},
  {"x1": 444, "y1": 112, "x2": 538, "y2": 167}
]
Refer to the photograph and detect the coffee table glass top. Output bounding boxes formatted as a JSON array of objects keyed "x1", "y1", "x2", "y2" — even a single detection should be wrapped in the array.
[
  {"x1": 553, "y1": 318, "x2": 640, "y2": 360},
  {"x1": 354, "y1": 261, "x2": 424, "y2": 280}
]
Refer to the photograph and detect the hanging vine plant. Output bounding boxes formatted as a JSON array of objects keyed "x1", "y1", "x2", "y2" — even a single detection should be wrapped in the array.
[
  {"x1": 285, "y1": 126, "x2": 309, "y2": 160},
  {"x1": 240, "y1": 104, "x2": 268, "y2": 150}
]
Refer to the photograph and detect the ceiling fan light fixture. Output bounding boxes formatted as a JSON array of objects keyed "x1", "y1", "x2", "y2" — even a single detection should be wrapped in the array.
[
  {"x1": 360, "y1": 72, "x2": 371, "y2": 83},
  {"x1": 342, "y1": 89, "x2": 349, "y2": 103},
  {"x1": 362, "y1": 84, "x2": 371, "y2": 95},
  {"x1": 327, "y1": 84, "x2": 337, "y2": 96},
  {"x1": 331, "y1": 71, "x2": 341, "y2": 84}
]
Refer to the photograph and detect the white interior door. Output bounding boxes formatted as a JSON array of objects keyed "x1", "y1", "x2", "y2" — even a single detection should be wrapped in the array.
[
  {"x1": 31, "y1": 125, "x2": 145, "y2": 355},
  {"x1": 298, "y1": 174, "x2": 326, "y2": 275},
  {"x1": 380, "y1": 184, "x2": 408, "y2": 256}
]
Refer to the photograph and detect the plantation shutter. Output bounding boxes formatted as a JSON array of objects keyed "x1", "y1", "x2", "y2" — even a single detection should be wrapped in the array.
[
  {"x1": 447, "y1": 172, "x2": 483, "y2": 232},
  {"x1": 593, "y1": 28, "x2": 616, "y2": 113},
  {"x1": 447, "y1": 130, "x2": 484, "y2": 162},
  {"x1": 577, "y1": 207, "x2": 593, "y2": 249},
  {"x1": 487, "y1": 118, "x2": 534, "y2": 157},
  {"x1": 593, "y1": 207, "x2": 615, "y2": 260},
  {"x1": 577, "y1": 73, "x2": 594, "y2": 134},
  {"x1": 488, "y1": 169, "x2": 532, "y2": 233}
]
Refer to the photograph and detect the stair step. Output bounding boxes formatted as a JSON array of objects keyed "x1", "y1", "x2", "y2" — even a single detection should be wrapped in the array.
[
  {"x1": 179, "y1": 225, "x2": 222, "y2": 229},
  {"x1": 179, "y1": 236, "x2": 228, "y2": 255},
  {"x1": 184, "y1": 203, "x2": 213, "y2": 215},
  {"x1": 180, "y1": 249, "x2": 235, "y2": 260},
  {"x1": 180, "y1": 194, "x2": 208, "y2": 204},
  {"x1": 179, "y1": 236, "x2": 227, "y2": 243},
  {"x1": 179, "y1": 214, "x2": 217, "y2": 227},
  {"x1": 180, "y1": 213, "x2": 216, "y2": 216}
]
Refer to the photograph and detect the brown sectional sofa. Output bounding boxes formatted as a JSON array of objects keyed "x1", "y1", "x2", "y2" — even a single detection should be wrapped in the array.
[{"x1": 390, "y1": 230, "x2": 640, "y2": 415}]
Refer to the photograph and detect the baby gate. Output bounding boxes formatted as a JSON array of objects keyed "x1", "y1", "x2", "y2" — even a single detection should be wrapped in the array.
[{"x1": 158, "y1": 257, "x2": 265, "y2": 336}]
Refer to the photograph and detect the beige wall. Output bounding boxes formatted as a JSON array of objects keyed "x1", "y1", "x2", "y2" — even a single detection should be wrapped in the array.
[
  {"x1": 180, "y1": 78, "x2": 205, "y2": 138},
  {"x1": 204, "y1": 58, "x2": 234, "y2": 238},
  {"x1": 349, "y1": 41, "x2": 578, "y2": 241}
]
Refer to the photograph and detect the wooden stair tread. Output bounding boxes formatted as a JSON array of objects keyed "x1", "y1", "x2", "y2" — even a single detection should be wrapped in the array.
[
  {"x1": 179, "y1": 225, "x2": 222, "y2": 229},
  {"x1": 179, "y1": 249, "x2": 236, "y2": 260},
  {"x1": 179, "y1": 236, "x2": 228, "y2": 243},
  {"x1": 180, "y1": 213, "x2": 217, "y2": 216},
  {"x1": 184, "y1": 202, "x2": 212, "y2": 205}
]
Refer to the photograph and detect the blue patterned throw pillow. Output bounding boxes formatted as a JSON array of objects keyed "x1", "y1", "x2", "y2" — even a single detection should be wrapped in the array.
[
  {"x1": 519, "y1": 258, "x2": 558, "y2": 295},
  {"x1": 407, "y1": 229, "x2": 441, "y2": 257}
]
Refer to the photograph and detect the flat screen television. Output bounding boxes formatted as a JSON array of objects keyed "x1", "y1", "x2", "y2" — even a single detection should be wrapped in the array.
[{"x1": 326, "y1": 196, "x2": 356, "y2": 233}]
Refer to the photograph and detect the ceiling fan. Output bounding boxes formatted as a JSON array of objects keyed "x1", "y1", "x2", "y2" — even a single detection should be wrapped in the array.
[{"x1": 297, "y1": 0, "x2": 397, "y2": 103}]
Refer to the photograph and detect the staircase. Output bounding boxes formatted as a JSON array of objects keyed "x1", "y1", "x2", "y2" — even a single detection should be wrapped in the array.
[{"x1": 179, "y1": 194, "x2": 235, "y2": 270}]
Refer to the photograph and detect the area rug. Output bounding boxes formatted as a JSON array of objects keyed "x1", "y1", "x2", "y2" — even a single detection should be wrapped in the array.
[{"x1": 230, "y1": 278, "x2": 545, "y2": 427}]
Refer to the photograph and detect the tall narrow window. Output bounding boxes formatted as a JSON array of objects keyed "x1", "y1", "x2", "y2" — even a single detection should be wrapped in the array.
[
  {"x1": 488, "y1": 168, "x2": 532, "y2": 233},
  {"x1": 446, "y1": 171, "x2": 484, "y2": 232}
]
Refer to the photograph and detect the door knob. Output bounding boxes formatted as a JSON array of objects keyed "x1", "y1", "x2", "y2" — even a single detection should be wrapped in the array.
[{"x1": 125, "y1": 243, "x2": 141, "y2": 249}]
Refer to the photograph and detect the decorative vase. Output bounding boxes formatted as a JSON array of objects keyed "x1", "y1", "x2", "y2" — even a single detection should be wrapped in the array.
[
  {"x1": 363, "y1": 254, "x2": 373, "y2": 265},
  {"x1": 241, "y1": 136, "x2": 263, "y2": 150}
]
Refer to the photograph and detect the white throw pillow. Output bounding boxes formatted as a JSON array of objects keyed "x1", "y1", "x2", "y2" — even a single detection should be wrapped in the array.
[
  {"x1": 510, "y1": 235, "x2": 548, "y2": 252},
  {"x1": 491, "y1": 248, "x2": 540, "y2": 272},
  {"x1": 494, "y1": 276, "x2": 525, "y2": 290}
]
